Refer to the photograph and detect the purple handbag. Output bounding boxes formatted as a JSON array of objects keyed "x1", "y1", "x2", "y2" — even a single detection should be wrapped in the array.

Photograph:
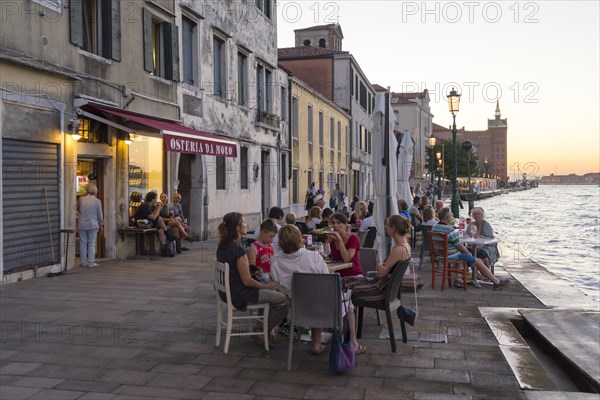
[{"x1": 328, "y1": 280, "x2": 357, "y2": 373}]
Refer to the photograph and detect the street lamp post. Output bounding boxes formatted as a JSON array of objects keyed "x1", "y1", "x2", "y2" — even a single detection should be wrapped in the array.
[
  {"x1": 437, "y1": 157, "x2": 443, "y2": 200},
  {"x1": 447, "y1": 88, "x2": 461, "y2": 218},
  {"x1": 428, "y1": 136, "x2": 437, "y2": 202},
  {"x1": 461, "y1": 140, "x2": 473, "y2": 192}
]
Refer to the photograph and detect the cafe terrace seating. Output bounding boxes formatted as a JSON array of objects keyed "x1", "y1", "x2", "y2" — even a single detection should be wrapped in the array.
[
  {"x1": 428, "y1": 231, "x2": 469, "y2": 291},
  {"x1": 354, "y1": 260, "x2": 411, "y2": 352},
  {"x1": 214, "y1": 261, "x2": 270, "y2": 353}
]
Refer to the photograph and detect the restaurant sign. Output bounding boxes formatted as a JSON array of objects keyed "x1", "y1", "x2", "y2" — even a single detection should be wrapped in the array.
[{"x1": 163, "y1": 131, "x2": 237, "y2": 158}]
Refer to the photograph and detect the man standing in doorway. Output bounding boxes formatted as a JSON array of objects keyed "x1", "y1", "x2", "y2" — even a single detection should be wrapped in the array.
[{"x1": 305, "y1": 182, "x2": 318, "y2": 211}]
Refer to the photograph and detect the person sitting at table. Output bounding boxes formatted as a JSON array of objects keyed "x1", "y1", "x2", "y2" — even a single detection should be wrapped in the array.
[
  {"x1": 317, "y1": 208, "x2": 334, "y2": 228},
  {"x1": 434, "y1": 200, "x2": 445, "y2": 216},
  {"x1": 284, "y1": 212, "x2": 297, "y2": 226},
  {"x1": 306, "y1": 206, "x2": 322, "y2": 231},
  {"x1": 270, "y1": 225, "x2": 366, "y2": 355},
  {"x1": 421, "y1": 206, "x2": 438, "y2": 227},
  {"x1": 343, "y1": 215, "x2": 411, "y2": 303},
  {"x1": 254, "y1": 206, "x2": 284, "y2": 253},
  {"x1": 133, "y1": 191, "x2": 170, "y2": 256},
  {"x1": 248, "y1": 219, "x2": 278, "y2": 283},
  {"x1": 158, "y1": 192, "x2": 191, "y2": 253},
  {"x1": 409, "y1": 196, "x2": 423, "y2": 225},
  {"x1": 324, "y1": 213, "x2": 363, "y2": 277},
  {"x1": 358, "y1": 202, "x2": 376, "y2": 232},
  {"x1": 433, "y1": 207, "x2": 509, "y2": 290},
  {"x1": 171, "y1": 192, "x2": 193, "y2": 240},
  {"x1": 349, "y1": 201, "x2": 368, "y2": 226},
  {"x1": 466, "y1": 207, "x2": 499, "y2": 269},
  {"x1": 350, "y1": 195, "x2": 360, "y2": 211},
  {"x1": 216, "y1": 212, "x2": 289, "y2": 346},
  {"x1": 419, "y1": 195, "x2": 431, "y2": 211},
  {"x1": 397, "y1": 199, "x2": 411, "y2": 220}
]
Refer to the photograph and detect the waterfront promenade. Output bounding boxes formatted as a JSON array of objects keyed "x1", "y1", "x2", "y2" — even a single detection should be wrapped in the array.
[{"x1": 1, "y1": 240, "x2": 598, "y2": 400}]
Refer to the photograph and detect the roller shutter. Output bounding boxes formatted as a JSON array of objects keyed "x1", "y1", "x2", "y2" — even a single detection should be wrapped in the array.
[{"x1": 2, "y1": 139, "x2": 60, "y2": 271}]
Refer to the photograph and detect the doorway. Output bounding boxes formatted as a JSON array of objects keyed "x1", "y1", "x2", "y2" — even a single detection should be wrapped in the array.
[{"x1": 76, "y1": 158, "x2": 106, "y2": 259}]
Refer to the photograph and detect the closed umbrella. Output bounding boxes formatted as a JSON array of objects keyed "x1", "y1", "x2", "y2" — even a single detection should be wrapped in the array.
[
  {"x1": 397, "y1": 130, "x2": 414, "y2": 206},
  {"x1": 372, "y1": 92, "x2": 399, "y2": 259}
]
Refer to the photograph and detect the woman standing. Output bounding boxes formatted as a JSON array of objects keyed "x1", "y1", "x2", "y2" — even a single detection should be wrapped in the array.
[
  {"x1": 78, "y1": 183, "x2": 103, "y2": 268},
  {"x1": 324, "y1": 213, "x2": 363, "y2": 277},
  {"x1": 216, "y1": 212, "x2": 289, "y2": 346},
  {"x1": 342, "y1": 215, "x2": 411, "y2": 301}
]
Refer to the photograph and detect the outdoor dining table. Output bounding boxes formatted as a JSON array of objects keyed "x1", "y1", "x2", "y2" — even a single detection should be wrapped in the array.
[
  {"x1": 461, "y1": 237, "x2": 500, "y2": 287},
  {"x1": 327, "y1": 261, "x2": 352, "y2": 273}
]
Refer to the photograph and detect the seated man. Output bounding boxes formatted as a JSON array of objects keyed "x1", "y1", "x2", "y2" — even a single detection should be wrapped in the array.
[
  {"x1": 133, "y1": 191, "x2": 172, "y2": 256},
  {"x1": 358, "y1": 202, "x2": 375, "y2": 232},
  {"x1": 409, "y1": 196, "x2": 423, "y2": 226},
  {"x1": 432, "y1": 207, "x2": 509, "y2": 289}
]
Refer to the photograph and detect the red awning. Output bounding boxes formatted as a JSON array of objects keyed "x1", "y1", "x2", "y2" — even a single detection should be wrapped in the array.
[{"x1": 85, "y1": 105, "x2": 237, "y2": 157}]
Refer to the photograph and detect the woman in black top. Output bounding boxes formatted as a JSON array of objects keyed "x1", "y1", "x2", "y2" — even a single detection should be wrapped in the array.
[{"x1": 216, "y1": 212, "x2": 289, "y2": 346}]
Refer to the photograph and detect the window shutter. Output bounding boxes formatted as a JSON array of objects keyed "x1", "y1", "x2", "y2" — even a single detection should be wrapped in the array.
[
  {"x1": 170, "y1": 23, "x2": 179, "y2": 82},
  {"x1": 69, "y1": 0, "x2": 84, "y2": 47},
  {"x1": 101, "y1": 0, "x2": 112, "y2": 59},
  {"x1": 111, "y1": 0, "x2": 121, "y2": 61},
  {"x1": 163, "y1": 23, "x2": 173, "y2": 80},
  {"x1": 142, "y1": 8, "x2": 153, "y2": 72}
]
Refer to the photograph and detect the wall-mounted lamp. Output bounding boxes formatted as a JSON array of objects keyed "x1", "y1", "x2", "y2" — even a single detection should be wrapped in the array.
[
  {"x1": 68, "y1": 118, "x2": 81, "y2": 140},
  {"x1": 124, "y1": 133, "x2": 133, "y2": 145}
]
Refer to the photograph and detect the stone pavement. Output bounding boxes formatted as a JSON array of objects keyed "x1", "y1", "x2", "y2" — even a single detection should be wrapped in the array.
[{"x1": 0, "y1": 240, "x2": 595, "y2": 400}]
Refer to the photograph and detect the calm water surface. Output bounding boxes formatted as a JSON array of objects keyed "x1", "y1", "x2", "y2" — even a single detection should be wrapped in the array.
[{"x1": 474, "y1": 185, "x2": 600, "y2": 300}]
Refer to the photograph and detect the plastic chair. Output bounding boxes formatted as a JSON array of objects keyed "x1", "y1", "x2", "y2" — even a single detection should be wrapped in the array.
[
  {"x1": 359, "y1": 247, "x2": 381, "y2": 325},
  {"x1": 418, "y1": 226, "x2": 433, "y2": 270},
  {"x1": 363, "y1": 227, "x2": 377, "y2": 249},
  {"x1": 287, "y1": 273, "x2": 341, "y2": 371},
  {"x1": 427, "y1": 231, "x2": 468, "y2": 291},
  {"x1": 358, "y1": 231, "x2": 368, "y2": 247},
  {"x1": 214, "y1": 261, "x2": 270, "y2": 353},
  {"x1": 410, "y1": 214, "x2": 422, "y2": 248},
  {"x1": 353, "y1": 260, "x2": 411, "y2": 352},
  {"x1": 295, "y1": 222, "x2": 309, "y2": 234}
]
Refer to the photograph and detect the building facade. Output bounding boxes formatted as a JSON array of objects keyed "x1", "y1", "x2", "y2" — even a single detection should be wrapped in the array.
[
  {"x1": 287, "y1": 76, "x2": 350, "y2": 215},
  {"x1": 279, "y1": 23, "x2": 375, "y2": 203},
  {"x1": 0, "y1": 0, "x2": 284, "y2": 281}
]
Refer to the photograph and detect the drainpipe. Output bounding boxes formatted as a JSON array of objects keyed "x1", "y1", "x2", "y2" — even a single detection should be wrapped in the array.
[{"x1": 287, "y1": 76, "x2": 293, "y2": 203}]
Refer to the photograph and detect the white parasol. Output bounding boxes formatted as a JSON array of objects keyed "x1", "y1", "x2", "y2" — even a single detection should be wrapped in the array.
[{"x1": 396, "y1": 129, "x2": 414, "y2": 206}]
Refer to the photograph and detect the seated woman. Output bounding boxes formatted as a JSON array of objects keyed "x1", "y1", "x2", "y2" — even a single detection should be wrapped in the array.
[
  {"x1": 216, "y1": 212, "x2": 289, "y2": 346},
  {"x1": 324, "y1": 213, "x2": 363, "y2": 277},
  {"x1": 318, "y1": 208, "x2": 334, "y2": 228},
  {"x1": 421, "y1": 206, "x2": 438, "y2": 227},
  {"x1": 466, "y1": 207, "x2": 499, "y2": 269},
  {"x1": 158, "y1": 192, "x2": 191, "y2": 245},
  {"x1": 270, "y1": 225, "x2": 366, "y2": 355},
  {"x1": 306, "y1": 206, "x2": 322, "y2": 231},
  {"x1": 342, "y1": 215, "x2": 411, "y2": 302},
  {"x1": 349, "y1": 201, "x2": 368, "y2": 226}
]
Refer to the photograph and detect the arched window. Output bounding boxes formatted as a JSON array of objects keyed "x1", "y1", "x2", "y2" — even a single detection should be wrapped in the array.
[
  {"x1": 303, "y1": 39, "x2": 311, "y2": 46},
  {"x1": 319, "y1": 38, "x2": 326, "y2": 48}
]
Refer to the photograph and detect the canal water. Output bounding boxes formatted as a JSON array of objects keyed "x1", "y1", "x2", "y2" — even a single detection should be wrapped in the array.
[{"x1": 472, "y1": 184, "x2": 600, "y2": 300}]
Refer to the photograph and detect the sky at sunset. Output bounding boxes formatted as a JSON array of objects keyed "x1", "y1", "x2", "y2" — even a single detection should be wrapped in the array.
[{"x1": 276, "y1": 1, "x2": 600, "y2": 178}]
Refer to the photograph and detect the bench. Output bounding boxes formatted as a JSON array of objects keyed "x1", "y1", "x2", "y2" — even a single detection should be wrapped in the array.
[{"x1": 118, "y1": 227, "x2": 159, "y2": 256}]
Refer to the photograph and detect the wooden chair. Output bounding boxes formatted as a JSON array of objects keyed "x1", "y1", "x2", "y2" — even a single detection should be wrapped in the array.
[
  {"x1": 427, "y1": 231, "x2": 468, "y2": 291},
  {"x1": 214, "y1": 261, "x2": 270, "y2": 353},
  {"x1": 354, "y1": 260, "x2": 411, "y2": 352}
]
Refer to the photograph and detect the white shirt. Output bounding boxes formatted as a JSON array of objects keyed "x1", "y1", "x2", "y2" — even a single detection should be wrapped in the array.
[
  {"x1": 270, "y1": 248, "x2": 328, "y2": 299},
  {"x1": 359, "y1": 215, "x2": 376, "y2": 232}
]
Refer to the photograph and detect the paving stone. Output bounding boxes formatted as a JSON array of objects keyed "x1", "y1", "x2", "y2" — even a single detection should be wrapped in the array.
[
  {"x1": 383, "y1": 378, "x2": 453, "y2": 393},
  {"x1": 202, "y1": 377, "x2": 256, "y2": 393},
  {"x1": 203, "y1": 392, "x2": 256, "y2": 400},
  {"x1": 149, "y1": 362, "x2": 201, "y2": 374},
  {"x1": 468, "y1": 371, "x2": 520, "y2": 387},
  {"x1": 0, "y1": 385, "x2": 42, "y2": 400},
  {"x1": 415, "y1": 368, "x2": 471, "y2": 383},
  {"x1": 190, "y1": 353, "x2": 242, "y2": 367},
  {"x1": 90, "y1": 346, "x2": 145, "y2": 359},
  {"x1": 30, "y1": 365, "x2": 111, "y2": 381},
  {"x1": 195, "y1": 365, "x2": 241, "y2": 378},
  {"x1": 112, "y1": 384, "x2": 207, "y2": 399},
  {"x1": 78, "y1": 393, "x2": 117, "y2": 400},
  {"x1": 27, "y1": 388, "x2": 86, "y2": 399},
  {"x1": 435, "y1": 359, "x2": 512, "y2": 375},
  {"x1": 0, "y1": 350, "x2": 18, "y2": 360},
  {"x1": 363, "y1": 387, "x2": 414, "y2": 399},
  {"x1": 344, "y1": 376, "x2": 385, "y2": 389},
  {"x1": 373, "y1": 366, "x2": 416, "y2": 378},
  {"x1": 524, "y1": 392, "x2": 600, "y2": 400},
  {"x1": 301, "y1": 385, "x2": 365, "y2": 399},
  {"x1": 13, "y1": 376, "x2": 64, "y2": 388},
  {"x1": 452, "y1": 383, "x2": 525, "y2": 399},
  {"x1": 54, "y1": 379, "x2": 120, "y2": 393},
  {"x1": 0, "y1": 362, "x2": 42, "y2": 375},
  {"x1": 368, "y1": 354, "x2": 435, "y2": 368},
  {"x1": 249, "y1": 381, "x2": 309, "y2": 399},
  {"x1": 272, "y1": 370, "x2": 348, "y2": 386},
  {"x1": 414, "y1": 393, "x2": 473, "y2": 399},
  {"x1": 146, "y1": 373, "x2": 212, "y2": 390},
  {"x1": 98, "y1": 369, "x2": 156, "y2": 385}
]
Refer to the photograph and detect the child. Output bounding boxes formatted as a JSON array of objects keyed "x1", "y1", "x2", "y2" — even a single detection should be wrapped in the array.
[{"x1": 247, "y1": 219, "x2": 278, "y2": 283}]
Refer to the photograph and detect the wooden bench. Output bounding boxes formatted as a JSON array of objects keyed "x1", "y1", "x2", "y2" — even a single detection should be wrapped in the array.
[{"x1": 118, "y1": 227, "x2": 159, "y2": 256}]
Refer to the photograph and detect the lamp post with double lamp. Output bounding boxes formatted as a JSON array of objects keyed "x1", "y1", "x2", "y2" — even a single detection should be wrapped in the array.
[
  {"x1": 436, "y1": 156, "x2": 443, "y2": 200},
  {"x1": 428, "y1": 136, "x2": 437, "y2": 202},
  {"x1": 447, "y1": 88, "x2": 461, "y2": 218}
]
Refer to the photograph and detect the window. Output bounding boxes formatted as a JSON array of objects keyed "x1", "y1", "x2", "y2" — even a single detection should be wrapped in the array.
[
  {"x1": 359, "y1": 81, "x2": 367, "y2": 110},
  {"x1": 129, "y1": 136, "x2": 163, "y2": 197},
  {"x1": 255, "y1": 0, "x2": 271, "y2": 18},
  {"x1": 292, "y1": 168, "x2": 299, "y2": 203},
  {"x1": 281, "y1": 153, "x2": 287, "y2": 188},
  {"x1": 307, "y1": 170, "x2": 313, "y2": 191},
  {"x1": 182, "y1": 16, "x2": 197, "y2": 85},
  {"x1": 318, "y1": 111, "x2": 324, "y2": 148},
  {"x1": 307, "y1": 105, "x2": 313, "y2": 144},
  {"x1": 143, "y1": 9, "x2": 179, "y2": 80},
  {"x1": 216, "y1": 156, "x2": 226, "y2": 189},
  {"x1": 354, "y1": 75, "x2": 358, "y2": 100},
  {"x1": 330, "y1": 117, "x2": 334, "y2": 149},
  {"x1": 319, "y1": 171, "x2": 324, "y2": 192},
  {"x1": 240, "y1": 147, "x2": 248, "y2": 189},
  {"x1": 237, "y1": 51, "x2": 247, "y2": 105},
  {"x1": 280, "y1": 86, "x2": 287, "y2": 121},
  {"x1": 359, "y1": 125, "x2": 363, "y2": 150},
  {"x1": 213, "y1": 35, "x2": 225, "y2": 97},
  {"x1": 319, "y1": 38, "x2": 326, "y2": 48},
  {"x1": 367, "y1": 130, "x2": 372, "y2": 154},
  {"x1": 256, "y1": 64, "x2": 273, "y2": 112},
  {"x1": 337, "y1": 121, "x2": 342, "y2": 152},
  {"x1": 70, "y1": 0, "x2": 120, "y2": 60},
  {"x1": 350, "y1": 70, "x2": 354, "y2": 98},
  {"x1": 303, "y1": 39, "x2": 311, "y2": 46},
  {"x1": 292, "y1": 96, "x2": 299, "y2": 139}
]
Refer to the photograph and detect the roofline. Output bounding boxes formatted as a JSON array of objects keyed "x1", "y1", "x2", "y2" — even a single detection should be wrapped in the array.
[{"x1": 289, "y1": 75, "x2": 351, "y2": 119}]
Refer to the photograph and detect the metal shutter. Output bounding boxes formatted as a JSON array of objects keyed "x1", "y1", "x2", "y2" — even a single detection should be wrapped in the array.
[{"x1": 2, "y1": 139, "x2": 60, "y2": 271}]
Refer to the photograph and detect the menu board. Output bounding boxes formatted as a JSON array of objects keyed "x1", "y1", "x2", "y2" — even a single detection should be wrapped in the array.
[{"x1": 77, "y1": 175, "x2": 89, "y2": 194}]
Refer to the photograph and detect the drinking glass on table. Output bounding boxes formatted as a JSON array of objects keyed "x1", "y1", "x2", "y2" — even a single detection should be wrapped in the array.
[{"x1": 468, "y1": 224, "x2": 478, "y2": 238}]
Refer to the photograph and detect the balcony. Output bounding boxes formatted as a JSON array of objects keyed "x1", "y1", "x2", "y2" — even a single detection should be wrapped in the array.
[{"x1": 255, "y1": 110, "x2": 280, "y2": 129}]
